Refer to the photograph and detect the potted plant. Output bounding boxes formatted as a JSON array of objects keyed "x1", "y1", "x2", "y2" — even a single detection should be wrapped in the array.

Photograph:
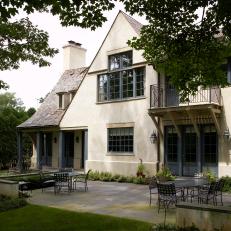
[
  {"x1": 156, "y1": 165, "x2": 175, "y2": 182},
  {"x1": 136, "y1": 159, "x2": 145, "y2": 178}
]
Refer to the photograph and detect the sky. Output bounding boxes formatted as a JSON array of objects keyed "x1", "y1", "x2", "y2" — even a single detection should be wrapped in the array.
[{"x1": 0, "y1": 3, "x2": 145, "y2": 109}]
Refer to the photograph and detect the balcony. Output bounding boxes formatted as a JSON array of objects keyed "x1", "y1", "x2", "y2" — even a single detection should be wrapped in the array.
[
  {"x1": 150, "y1": 85, "x2": 221, "y2": 109},
  {"x1": 149, "y1": 85, "x2": 223, "y2": 137}
]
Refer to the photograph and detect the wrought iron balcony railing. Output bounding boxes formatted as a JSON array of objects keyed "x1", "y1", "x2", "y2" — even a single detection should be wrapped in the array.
[{"x1": 150, "y1": 85, "x2": 221, "y2": 108}]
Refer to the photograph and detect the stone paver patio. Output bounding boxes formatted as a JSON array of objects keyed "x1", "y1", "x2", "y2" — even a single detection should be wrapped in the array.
[{"x1": 28, "y1": 180, "x2": 231, "y2": 224}]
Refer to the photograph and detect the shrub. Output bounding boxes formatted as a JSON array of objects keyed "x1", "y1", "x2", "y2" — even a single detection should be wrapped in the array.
[
  {"x1": 221, "y1": 176, "x2": 231, "y2": 192},
  {"x1": 202, "y1": 169, "x2": 217, "y2": 183},
  {"x1": 111, "y1": 174, "x2": 121, "y2": 182},
  {"x1": 88, "y1": 170, "x2": 149, "y2": 185},
  {"x1": 156, "y1": 166, "x2": 175, "y2": 181},
  {"x1": 0, "y1": 194, "x2": 27, "y2": 212},
  {"x1": 99, "y1": 172, "x2": 113, "y2": 181},
  {"x1": 89, "y1": 171, "x2": 100, "y2": 181},
  {"x1": 133, "y1": 176, "x2": 146, "y2": 184},
  {"x1": 116, "y1": 176, "x2": 127, "y2": 183}
]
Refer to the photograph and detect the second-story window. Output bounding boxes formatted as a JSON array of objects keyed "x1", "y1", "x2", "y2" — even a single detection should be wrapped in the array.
[
  {"x1": 98, "y1": 51, "x2": 145, "y2": 102},
  {"x1": 109, "y1": 51, "x2": 132, "y2": 71}
]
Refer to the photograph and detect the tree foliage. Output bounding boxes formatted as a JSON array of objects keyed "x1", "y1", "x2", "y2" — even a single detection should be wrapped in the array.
[
  {"x1": 127, "y1": 0, "x2": 231, "y2": 98},
  {"x1": 0, "y1": 92, "x2": 35, "y2": 168},
  {"x1": 0, "y1": 0, "x2": 231, "y2": 96},
  {"x1": 0, "y1": 18, "x2": 58, "y2": 71}
]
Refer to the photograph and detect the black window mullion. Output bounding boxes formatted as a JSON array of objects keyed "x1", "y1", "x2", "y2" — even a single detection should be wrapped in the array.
[
  {"x1": 133, "y1": 69, "x2": 136, "y2": 97},
  {"x1": 119, "y1": 71, "x2": 122, "y2": 99}
]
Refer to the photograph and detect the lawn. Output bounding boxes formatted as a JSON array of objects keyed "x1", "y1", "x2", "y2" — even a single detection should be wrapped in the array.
[{"x1": 0, "y1": 204, "x2": 152, "y2": 231}]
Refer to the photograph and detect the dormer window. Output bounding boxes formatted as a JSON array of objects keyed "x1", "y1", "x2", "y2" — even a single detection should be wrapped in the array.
[
  {"x1": 98, "y1": 50, "x2": 145, "y2": 102},
  {"x1": 58, "y1": 94, "x2": 63, "y2": 109}
]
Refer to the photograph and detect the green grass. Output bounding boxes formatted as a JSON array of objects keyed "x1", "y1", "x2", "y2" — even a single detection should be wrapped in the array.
[{"x1": 0, "y1": 205, "x2": 152, "y2": 231}]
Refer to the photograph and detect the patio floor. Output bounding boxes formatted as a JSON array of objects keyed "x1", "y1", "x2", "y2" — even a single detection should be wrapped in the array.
[{"x1": 27, "y1": 180, "x2": 231, "y2": 224}]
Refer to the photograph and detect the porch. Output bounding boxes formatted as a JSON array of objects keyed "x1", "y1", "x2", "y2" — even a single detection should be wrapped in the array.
[
  {"x1": 17, "y1": 128, "x2": 88, "y2": 172},
  {"x1": 148, "y1": 85, "x2": 223, "y2": 177}
]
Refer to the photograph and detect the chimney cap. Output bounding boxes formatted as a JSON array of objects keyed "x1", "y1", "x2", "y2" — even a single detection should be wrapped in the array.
[{"x1": 68, "y1": 40, "x2": 82, "y2": 47}]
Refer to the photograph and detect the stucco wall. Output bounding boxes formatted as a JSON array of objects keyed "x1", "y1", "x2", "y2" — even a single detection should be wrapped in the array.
[
  {"x1": 60, "y1": 12, "x2": 158, "y2": 176},
  {"x1": 219, "y1": 86, "x2": 231, "y2": 177},
  {"x1": 74, "y1": 130, "x2": 82, "y2": 170}
]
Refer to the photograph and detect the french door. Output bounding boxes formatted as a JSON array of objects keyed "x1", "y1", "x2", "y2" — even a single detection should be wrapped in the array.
[{"x1": 165, "y1": 125, "x2": 218, "y2": 176}]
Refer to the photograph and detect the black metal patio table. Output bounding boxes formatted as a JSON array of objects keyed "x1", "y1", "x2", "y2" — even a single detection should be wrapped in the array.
[{"x1": 164, "y1": 178, "x2": 209, "y2": 202}]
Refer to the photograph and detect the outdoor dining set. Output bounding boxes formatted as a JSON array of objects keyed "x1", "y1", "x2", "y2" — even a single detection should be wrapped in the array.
[
  {"x1": 53, "y1": 169, "x2": 91, "y2": 193},
  {"x1": 148, "y1": 176, "x2": 225, "y2": 212},
  {"x1": 18, "y1": 169, "x2": 91, "y2": 196}
]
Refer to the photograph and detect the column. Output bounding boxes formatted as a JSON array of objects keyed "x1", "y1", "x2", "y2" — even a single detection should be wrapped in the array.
[
  {"x1": 36, "y1": 132, "x2": 42, "y2": 170},
  {"x1": 58, "y1": 131, "x2": 65, "y2": 169},
  {"x1": 17, "y1": 130, "x2": 23, "y2": 172}
]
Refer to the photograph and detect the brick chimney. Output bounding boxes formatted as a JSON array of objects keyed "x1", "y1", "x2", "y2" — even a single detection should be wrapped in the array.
[{"x1": 63, "y1": 41, "x2": 86, "y2": 70}]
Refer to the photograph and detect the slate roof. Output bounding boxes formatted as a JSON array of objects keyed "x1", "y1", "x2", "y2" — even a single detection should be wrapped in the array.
[
  {"x1": 121, "y1": 11, "x2": 143, "y2": 34},
  {"x1": 18, "y1": 67, "x2": 88, "y2": 129}
]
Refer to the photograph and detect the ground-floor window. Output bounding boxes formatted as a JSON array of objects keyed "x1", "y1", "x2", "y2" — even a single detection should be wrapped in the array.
[
  {"x1": 108, "y1": 127, "x2": 133, "y2": 153},
  {"x1": 165, "y1": 124, "x2": 218, "y2": 176}
]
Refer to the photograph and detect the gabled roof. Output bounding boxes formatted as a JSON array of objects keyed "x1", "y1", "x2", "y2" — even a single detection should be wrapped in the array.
[
  {"x1": 18, "y1": 67, "x2": 88, "y2": 129},
  {"x1": 88, "y1": 11, "x2": 143, "y2": 73},
  {"x1": 120, "y1": 11, "x2": 143, "y2": 35}
]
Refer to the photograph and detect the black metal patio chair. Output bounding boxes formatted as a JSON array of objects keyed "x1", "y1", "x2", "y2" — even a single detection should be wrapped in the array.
[
  {"x1": 54, "y1": 172, "x2": 71, "y2": 193},
  {"x1": 157, "y1": 182, "x2": 183, "y2": 213},
  {"x1": 72, "y1": 169, "x2": 91, "y2": 192},
  {"x1": 214, "y1": 178, "x2": 225, "y2": 206},
  {"x1": 199, "y1": 178, "x2": 225, "y2": 205}
]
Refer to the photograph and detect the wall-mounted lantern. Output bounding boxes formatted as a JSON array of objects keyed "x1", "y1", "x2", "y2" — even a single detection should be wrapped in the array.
[
  {"x1": 224, "y1": 128, "x2": 230, "y2": 140},
  {"x1": 150, "y1": 131, "x2": 158, "y2": 143}
]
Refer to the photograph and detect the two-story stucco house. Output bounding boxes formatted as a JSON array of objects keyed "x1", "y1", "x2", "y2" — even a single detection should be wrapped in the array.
[{"x1": 17, "y1": 11, "x2": 231, "y2": 177}]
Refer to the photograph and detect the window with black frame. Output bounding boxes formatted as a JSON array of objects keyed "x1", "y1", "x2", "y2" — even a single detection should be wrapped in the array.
[
  {"x1": 108, "y1": 127, "x2": 133, "y2": 153},
  {"x1": 98, "y1": 51, "x2": 145, "y2": 102},
  {"x1": 184, "y1": 127, "x2": 197, "y2": 163},
  {"x1": 203, "y1": 125, "x2": 217, "y2": 164},
  {"x1": 166, "y1": 127, "x2": 178, "y2": 162}
]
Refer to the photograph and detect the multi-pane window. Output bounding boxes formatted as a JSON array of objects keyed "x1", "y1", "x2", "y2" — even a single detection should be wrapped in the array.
[
  {"x1": 122, "y1": 70, "x2": 133, "y2": 98},
  {"x1": 98, "y1": 68, "x2": 144, "y2": 101},
  {"x1": 108, "y1": 127, "x2": 133, "y2": 153},
  {"x1": 109, "y1": 72, "x2": 120, "y2": 99},
  {"x1": 166, "y1": 127, "x2": 178, "y2": 162},
  {"x1": 203, "y1": 126, "x2": 217, "y2": 163},
  {"x1": 98, "y1": 51, "x2": 145, "y2": 102},
  {"x1": 184, "y1": 127, "x2": 197, "y2": 162},
  {"x1": 109, "y1": 51, "x2": 132, "y2": 71},
  {"x1": 98, "y1": 74, "x2": 108, "y2": 101}
]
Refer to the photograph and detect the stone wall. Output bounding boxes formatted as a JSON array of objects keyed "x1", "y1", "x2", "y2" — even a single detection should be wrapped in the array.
[
  {"x1": 176, "y1": 202, "x2": 231, "y2": 231},
  {"x1": 0, "y1": 179, "x2": 18, "y2": 197}
]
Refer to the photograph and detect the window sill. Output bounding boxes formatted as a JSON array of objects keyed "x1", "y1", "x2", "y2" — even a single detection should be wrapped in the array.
[
  {"x1": 96, "y1": 96, "x2": 146, "y2": 105},
  {"x1": 106, "y1": 152, "x2": 135, "y2": 156}
]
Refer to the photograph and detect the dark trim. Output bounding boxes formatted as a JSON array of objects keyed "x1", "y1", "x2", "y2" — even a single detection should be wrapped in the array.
[
  {"x1": 96, "y1": 96, "x2": 146, "y2": 105},
  {"x1": 88, "y1": 69, "x2": 108, "y2": 75}
]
